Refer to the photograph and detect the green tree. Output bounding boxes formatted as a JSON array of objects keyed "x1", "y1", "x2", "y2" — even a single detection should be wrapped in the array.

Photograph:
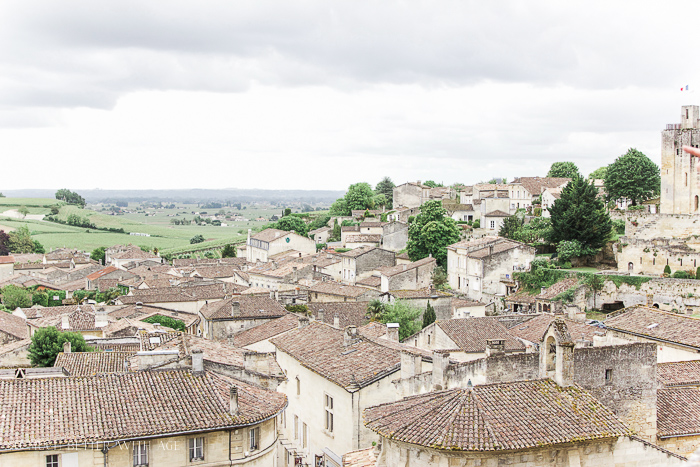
[
  {"x1": 283, "y1": 208, "x2": 292, "y2": 217},
  {"x1": 585, "y1": 274, "x2": 605, "y2": 309},
  {"x1": 32, "y1": 290, "x2": 49, "y2": 307},
  {"x1": 424, "y1": 181, "x2": 443, "y2": 188},
  {"x1": 0, "y1": 230, "x2": 10, "y2": 256},
  {"x1": 548, "y1": 177, "x2": 613, "y2": 251},
  {"x1": 432, "y1": 266, "x2": 448, "y2": 290},
  {"x1": 375, "y1": 176, "x2": 395, "y2": 209},
  {"x1": 33, "y1": 240, "x2": 45, "y2": 254},
  {"x1": 273, "y1": 216, "x2": 308, "y2": 236},
  {"x1": 7, "y1": 226, "x2": 35, "y2": 253},
  {"x1": 345, "y1": 182, "x2": 375, "y2": 211},
  {"x1": 143, "y1": 315, "x2": 186, "y2": 332},
  {"x1": 55, "y1": 189, "x2": 86, "y2": 208},
  {"x1": 406, "y1": 200, "x2": 461, "y2": 268},
  {"x1": 556, "y1": 240, "x2": 596, "y2": 261},
  {"x1": 309, "y1": 214, "x2": 331, "y2": 232},
  {"x1": 498, "y1": 215, "x2": 524, "y2": 240},
  {"x1": 18, "y1": 206, "x2": 29, "y2": 218},
  {"x1": 28, "y1": 327, "x2": 94, "y2": 367},
  {"x1": 366, "y1": 299, "x2": 385, "y2": 322},
  {"x1": 379, "y1": 300, "x2": 421, "y2": 340},
  {"x1": 1, "y1": 285, "x2": 32, "y2": 309},
  {"x1": 605, "y1": 148, "x2": 660, "y2": 206},
  {"x1": 547, "y1": 162, "x2": 580, "y2": 179},
  {"x1": 329, "y1": 220, "x2": 341, "y2": 242},
  {"x1": 422, "y1": 303, "x2": 436, "y2": 328},
  {"x1": 373, "y1": 193, "x2": 387, "y2": 209},
  {"x1": 588, "y1": 166, "x2": 608, "y2": 180},
  {"x1": 664, "y1": 264, "x2": 672, "y2": 276},
  {"x1": 221, "y1": 244, "x2": 237, "y2": 258},
  {"x1": 329, "y1": 198, "x2": 350, "y2": 216},
  {"x1": 91, "y1": 246, "x2": 106, "y2": 264},
  {"x1": 190, "y1": 235, "x2": 205, "y2": 244}
]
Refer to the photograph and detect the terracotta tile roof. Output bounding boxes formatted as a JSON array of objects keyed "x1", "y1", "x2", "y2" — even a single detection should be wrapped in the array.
[
  {"x1": 0, "y1": 256, "x2": 14, "y2": 265},
  {"x1": 513, "y1": 176, "x2": 571, "y2": 196},
  {"x1": 536, "y1": 278, "x2": 580, "y2": 300},
  {"x1": 345, "y1": 234, "x2": 381, "y2": 243},
  {"x1": 605, "y1": 306, "x2": 700, "y2": 349},
  {"x1": 247, "y1": 258, "x2": 310, "y2": 279},
  {"x1": 234, "y1": 314, "x2": 300, "y2": 347},
  {"x1": 364, "y1": 379, "x2": 629, "y2": 451},
  {"x1": 343, "y1": 447, "x2": 377, "y2": 467},
  {"x1": 119, "y1": 283, "x2": 237, "y2": 304},
  {"x1": 468, "y1": 240, "x2": 532, "y2": 259},
  {"x1": 54, "y1": 351, "x2": 134, "y2": 376},
  {"x1": 199, "y1": 296, "x2": 287, "y2": 320},
  {"x1": 658, "y1": 387, "x2": 700, "y2": 437},
  {"x1": 505, "y1": 290, "x2": 537, "y2": 304},
  {"x1": 357, "y1": 321, "x2": 387, "y2": 340},
  {"x1": 309, "y1": 226, "x2": 331, "y2": 235},
  {"x1": 192, "y1": 265, "x2": 242, "y2": 279},
  {"x1": 508, "y1": 314, "x2": 600, "y2": 344},
  {"x1": 0, "y1": 311, "x2": 28, "y2": 340},
  {"x1": 0, "y1": 338, "x2": 31, "y2": 356},
  {"x1": 110, "y1": 246, "x2": 160, "y2": 260},
  {"x1": 30, "y1": 307, "x2": 109, "y2": 332},
  {"x1": 359, "y1": 221, "x2": 382, "y2": 228},
  {"x1": 86, "y1": 266, "x2": 118, "y2": 281},
  {"x1": 436, "y1": 318, "x2": 524, "y2": 353},
  {"x1": 271, "y1": 322, "x2": 402, "y2": 390},
  {"x1": 485, "y1": 210, "x2": 510, "y2": 217},
  {"x1": 452, "y1": 298, "x2": 486, "y2": 308},
  {"x1": 0, "y1": 369, "x2": 286, "y2": 451},
  {"x1": 172, "y1": 257, "x2": 248, "y2": 267},
  {"x1": 338, "y1": 246, "x2": 380, "y2": 258},
  {"x1": 396, "y1": 252, "x2": 410, "y2": 260},
  {"x1": 308, "y1": 302, "x2": 370, "y2": 328},
  {"x1": 385, "y1": 287, "x2": 452, "y2": 300},
  {"x1": 22, "y1": 305, "x2": 94, "y2": 320},
  {"x1": 658, "y1": 361, "x2": 700, "y2": 387},
  {"x1": 308, "y1": 282, "x2": 376, "y2": 298},
  {"x1": 90, "y1": 341, "x2": 140, "y2": 352},
  {"x1": 251, "y1": 228, "x2": 290, "y2": 242},
  {"x1": 378, "y1": 257, "x2": 436, "y2": 277},
  {"x1": 448, "y1": 236, "x2": 500, "y2": 250},
  {"x1": 355, "y1": 276, "x2": 381, "y2": 288}
]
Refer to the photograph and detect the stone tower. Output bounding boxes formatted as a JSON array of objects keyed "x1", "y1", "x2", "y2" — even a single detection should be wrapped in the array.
[{"x1": 660, "y1": 105, "x2": 700, "y2": 214}]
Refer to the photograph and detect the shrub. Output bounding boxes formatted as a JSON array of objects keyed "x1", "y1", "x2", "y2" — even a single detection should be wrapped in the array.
[
  {"x1": 285, "y1": 304, "x2": 309, "y2": 315},
  {"x1": 190, "y1": 235, "x2": 205, "y2": 244},
  {"x1": 143, "y1": 315, "x2": 186, "y2": 332},
  {"x1": 28, "y1": 327, "x2": 93, "y2": 367},
  {"x1": 664, "y1": 265, "x2": 672, "y2": 276},
  {"x1": 672, "y1": 270, "x2": 692, "y2": 279}
]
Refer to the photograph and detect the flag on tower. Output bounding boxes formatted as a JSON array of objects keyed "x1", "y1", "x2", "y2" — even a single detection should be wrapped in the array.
[{"x1": 681, "y1": 85, "x2": 689, "y2": 91}]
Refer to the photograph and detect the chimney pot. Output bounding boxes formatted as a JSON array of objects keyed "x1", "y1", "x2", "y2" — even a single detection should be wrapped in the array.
[
  {"x1": 63, "y1": 341, "x2": 71, "y2": 353},
  {"x1": 298, "y1": 316, "x2": 309, "y2": 329},
  {"x1": 230, "y1": 386, "x2": 239, "y2": 416},
  {"x1": 192, "y1": 349, "x2": 204, "y2": 374},
  {"x1": 386, "y1": 323, "x2": 400, "y2": 342},
  {"x1": 485, "y1": 339, "x2": 505, "y2": 357},
  {"x1": 344, "y1": 325, "x2": 358, "y2": 346}
]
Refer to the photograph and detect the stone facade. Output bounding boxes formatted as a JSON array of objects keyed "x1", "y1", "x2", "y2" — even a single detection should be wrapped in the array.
[
  {"x1": 380, "y1": 222, "x2": 409, "y2": 252},
  {"x1": 661, "y1": 105, "x2": 700, "y2": 215}
]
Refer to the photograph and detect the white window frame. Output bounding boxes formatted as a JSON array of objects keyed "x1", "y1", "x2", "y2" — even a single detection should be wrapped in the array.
[
  {"x1": 324, "y1": 394, "x2": 334, "y2": 433},
  {"x1": 133, "y1": 441, "x2": 149, "y2": 467},
  {"x1": 189, "y1": 436, "x2": 204, "y2": 461},
  {"x1": 46, "y1": 454, "x2": 59, "y2": 467},
  {"x1": 249, "y1": 426, "x2": 260, "y2": 451}
]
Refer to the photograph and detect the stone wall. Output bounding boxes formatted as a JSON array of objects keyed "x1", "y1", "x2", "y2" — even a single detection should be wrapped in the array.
[
  {"x1": 381, "y1": 222, "x2": 409, "y2": 251},
  {"x1": 356, "y1": 249, "x2": 396, "y2": 276},
  {"x1": 573, "y1": 343, "x2": 657, "y2": 441},
  {"x1": 591, "y1": 276, "x2": 700, "y2": 313}
]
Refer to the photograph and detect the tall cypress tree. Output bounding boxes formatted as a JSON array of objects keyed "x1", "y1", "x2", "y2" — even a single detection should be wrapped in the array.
[
  {"x1": 422, "y1": 303, "x2": 436, "y2": 328},
  {"x1": 548, "y1": 176, "x2": 613, "y2": 250}
]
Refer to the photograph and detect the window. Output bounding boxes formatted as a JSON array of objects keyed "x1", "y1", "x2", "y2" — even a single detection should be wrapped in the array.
[
  {"x1": 296, "y1": 377, "x2": 300, "y2": 396},
  {"x1": 490, "y1": 221, "x2": 495, "y2": 229},
  {"x1": 189, "y1": 437, "x2": 204, "y2": 461},
  {"x1": 294, "y1": 415, "x2": 299, "y2": 440},
  {"x1": 605, "y1": 369, "x2": 613, "y2": 384},
  {"x1": 46, "y1": 455, "x2": 59, "y2": 467},
  {"x1": 324, "y1": 394, "x2": 334, "y2": 433},
  {"x1": 133, "y1": 441, "x2": 149, "y2": 466},
  {"x1": 302, "y1": 422, "x2": 308, "y2": 448},
  {"x1": 249, "y1": 427, "x2": 260, "y2": 451}
]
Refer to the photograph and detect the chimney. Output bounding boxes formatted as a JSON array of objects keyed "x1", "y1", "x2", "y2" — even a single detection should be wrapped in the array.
[
  {"x1": 231, "y1": 302, "x2": 241, "y2": 317},
  {"x1": 230, "y1": 386, "x2": 239, "y2": 416},
  {"x1": 386, "y1": 323, "x2": 400, "y2": 342},
  {"x1": 317, "y1": 309, "x2": 324, "y2": 323},
  {"x1": 95, "y1": 311, "x2": 109, "y2": 328},
  {"x1": 488, "y1": 245, "x2": 494, "y2": 256},
  {"x1": 485, "y1": 339, "x2": 505, "y2": 357},
  {"x1": 431, "y1": 350, "x2": 450, "y2": 390},
  {"x1": 63, "y1": 341, "x2": 71, "y2": 353},
  {"x1": 344, "y1": 326, "x2": 358, "y2": 347},
  {"x1": 400, "y1": 350, "x2": 422, "y2": 380},
  {"x1": 402, "y1": 264, "x2": 407, "y2": 271},
  {"x1": 333, "y1": 314, "x2": 340, "y2": 328},
  {"x1": 298, "y1": 316, "x2": 309, "y2": 329},
  {"x1": 269, "y1": 291, "x2": 274, "y2": 299},
  {"x1": 192, "y1": 349, "x2": 204, "y2": 374},
  {"x1": 61, "y1": 315, "x2": 70, "y2": 330}
]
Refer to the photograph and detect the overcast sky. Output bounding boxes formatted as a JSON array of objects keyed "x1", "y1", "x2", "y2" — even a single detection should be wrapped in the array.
[{"x1": 1, "y1": 1, "x2": 699, "y2": 191}]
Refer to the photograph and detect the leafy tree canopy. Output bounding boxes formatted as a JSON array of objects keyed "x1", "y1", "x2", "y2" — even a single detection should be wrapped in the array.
[
  {"x1": 424, "y1": 180, "x2": 443, "y2": 188},
  {"x1": 308, "y1": 214, "x2": 331, "y2": 232},
  {"x1": 588, "y1": 166, "x2": 608, "y2": 180},
  {"x1": 1, "y1": 285, "x2": 32, "y2": 310},
  {"x1": 406, "y1": 200, "x2": 461, "y2": 269},
  {"x1": 8, "y1": 225, "x2": 37, "y2": 254},
  {"x1": 547, "y1": 161, "x2": 580, "y2": 179},
  {"x1": 272, "y1": 215, "x2": 308, "y2": 236},
  {"x1": 375, "y1": 176, "x2": 395, "y2": 209},
  {"x1": 498, "y1": 215, "x2": 524, "y2": 240},
  {"x1": 190, "y1": 234, "x2": 205, "y2": 244},
  {"x1": 28, "y1": 327, "x2": 94, "y2": 367},
  {"x1": 221, "y1": 244, "x2": 237, "y2": 258},
  {"x1": 0, "y1": 230, "x2": 10, "y2": 256},
  {"x1": 549, "y1": 177, "x2": 613, "y2": 250},
  {"x1": 55, "y1": 188, "x2": 86, "y2": 208},
  {"x1": 91, "y1": 246, "x2": 106, "y2": 264},
  {"x1": 143, "y1": 315, "x2": 186, "y2": 332},
  {"x1": 329, "y1": 182, "x2": 375, "y2": 216},
  {"x1": 379, "y1": 300, "x2": 422, "y2": 340},
  {"x1": 604, "y1": 148, "x2": 660, "y2": 206},
  {"x1": 422, "y1": 303, "x2": 436, "y2": 328}
]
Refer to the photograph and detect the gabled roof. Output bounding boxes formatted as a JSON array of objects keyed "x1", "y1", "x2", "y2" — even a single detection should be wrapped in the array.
[
  {"x1": 436, "y1": 318, "x2": 524, "y2": 353},
  {"x1": 0, "y1": 369, "x2": 286, "y2": 451},
  {"x1": 54, "y1": 351, "x2": 134, "y2": 376},
  {"x1": 110, "y1": 246, "x2": 159, "y2": 260},
  {"x1": 250, "y1": 228, "x2": 290, "y2": 242},
  {"x1": 307, "y1": 302, "x2": 370, "y2": 329},
  {"x1": 0, "y1": 256, "x2": 14, "y2": 265},
  {"x1": 605, "y1": 306, "x2": 700, "y2": 349},
  {"x1": 199, "y1": 296, "x2": 287, "y2": 320},
  {"x1": 513, "y1": 176, "x2": 571, "y2": 196},
  {"x1": 271, "y1": 322, "x2": 403, "y2": 390},
  {"x1": 0, "y1": 311, "x2": 28, "y2": 340},
  {"x1": 385, "y1": 287, "x2": 452, "y2": 300},
  {"x1": 345, "y1": 234, "x2": 381, "y2": 243},
  {"x1": 536, "y1": 277, "x2": 580, "y2": 300},
  {"x1": 378, "y1": 257, "x2": 436, "y2": 277},
  {"x1": 508, "y1": 314, "x2": 599, "y2": 344},
  {"x1": 364, "y1": 379, "x2": 629, "y2": 451},
  {"x1": 86, "y1": 266, "x2": 119, "y2": 281},
  {"x1": 308, "y1": 282, "x2": 376, "y2": 298},
  {"x1": 485, "y1": 210, "x2": 510, "y2": 217},
  {"x1": 233, "y1": 314, "x2": 300, "y2": 348}
]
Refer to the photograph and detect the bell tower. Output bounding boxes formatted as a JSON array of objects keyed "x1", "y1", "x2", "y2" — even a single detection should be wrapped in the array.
[{"x1": 660, "y1": 105, "x2": 700, "y2": 214}]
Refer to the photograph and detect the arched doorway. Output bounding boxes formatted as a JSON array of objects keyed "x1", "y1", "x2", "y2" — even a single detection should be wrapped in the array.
[
  {"x1": 628, "y1": 262, "x2": 634, "y2": 273},
  {"x1": 546, "y1": 336, "x2": 556, "y2": 371}
]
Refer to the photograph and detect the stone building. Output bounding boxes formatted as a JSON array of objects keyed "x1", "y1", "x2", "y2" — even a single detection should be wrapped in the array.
[
  {"x1": 338, "y1": 246, "x2": 396, "y2": 285},
  {"x1": 197, "y1": 295, "x2": 287, "y2": 342},
  {"x1": 378, "y1": 257, "x2": 436, "y2": 292},
  {"x1": 245, "y1": 228, "x2": 316, "y2": 263},
  {"x1": 661, "y1": 105, "x2": 700, "y2": 215}
]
